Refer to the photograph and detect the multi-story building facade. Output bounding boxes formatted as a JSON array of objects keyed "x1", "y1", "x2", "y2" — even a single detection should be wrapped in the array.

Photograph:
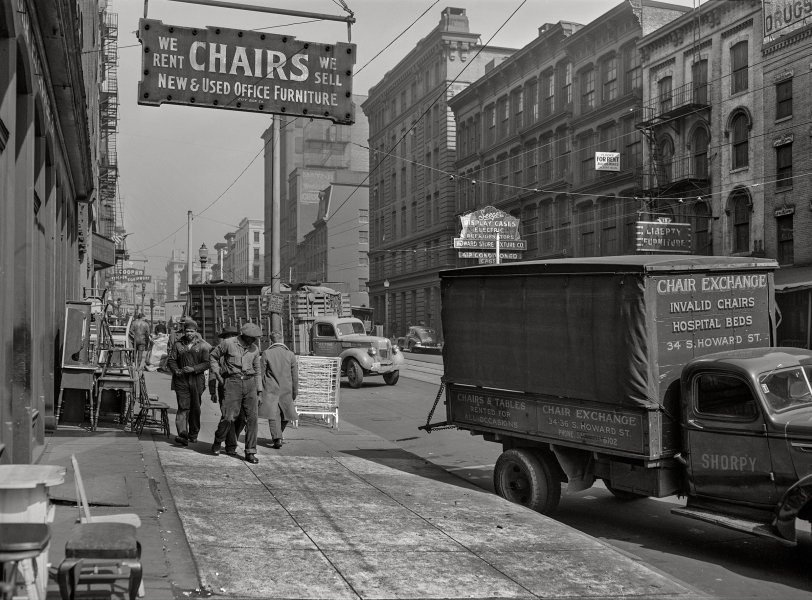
[
  {"x1": 231, "y1": 218, "x2": 265, "y2": 284},
  {"x1": 297, "y1": 171, "x2": 370, "y2": 307},
  {"x1": 761, "y1": 4, "x2": 812, "y2": 348},
  {"x1": 450, "y1": 1, "x2": 690, "y2": 269},
  {"x1": 165, "y1": 249, "x2": 187, "y2": 301},
  {"x1": 1, "y1": 1, "x2": 107, "y2": 461},
  {"x1": 637, "y1": 0, "x2": 762, "y2": 258},
  {"x1": 363, "y1": 7, "x2": 515, "y2": 337},
  {"x1": 262, "y1": 96, "x2": 369, "y2": 286}
]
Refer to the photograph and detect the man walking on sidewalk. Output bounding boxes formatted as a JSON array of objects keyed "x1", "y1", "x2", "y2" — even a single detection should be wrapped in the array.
[
  {"x1": 167, "y1": 320, "x2": 211, "y2": 446},
  {"x1": 260, "y1": 330, "x2": 298, "y2": 449},
  {"x1": 208, "y1": 325, "x2": 242, "y2": 456},
  {"x1": 209, "y1": 323, "x2": 263, "y2": 463}
]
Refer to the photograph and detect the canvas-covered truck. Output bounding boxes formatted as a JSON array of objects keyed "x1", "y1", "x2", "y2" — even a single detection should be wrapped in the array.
[{"x1": 427, "y1": 255, "x2": 812, "y2": 545}]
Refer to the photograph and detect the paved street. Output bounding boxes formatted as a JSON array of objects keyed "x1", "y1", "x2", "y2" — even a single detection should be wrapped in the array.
[{"x1": 343, "y1": 356, "x2": 812, "y2": 600}]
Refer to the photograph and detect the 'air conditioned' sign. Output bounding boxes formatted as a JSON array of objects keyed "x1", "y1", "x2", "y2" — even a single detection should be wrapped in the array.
[{"x1": 137, "y1": 19, "x2": 356, "y2": 124}]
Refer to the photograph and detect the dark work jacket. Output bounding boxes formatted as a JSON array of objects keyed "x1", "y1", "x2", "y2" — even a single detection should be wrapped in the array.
[
  {"x1": 167, "y1": 336, "x2": 211, "y2": 393},
  {"x1": 259, "y1": 343, "x2": 298, "y2": 420}
]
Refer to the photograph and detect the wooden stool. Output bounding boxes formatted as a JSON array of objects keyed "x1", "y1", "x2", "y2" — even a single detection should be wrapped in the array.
[
  {"x1": 0, "y1": 523, "x2": 50, "y2": 600},
  {"x1": 57, "y1": 522, "x2": 142, "y2": 600}
]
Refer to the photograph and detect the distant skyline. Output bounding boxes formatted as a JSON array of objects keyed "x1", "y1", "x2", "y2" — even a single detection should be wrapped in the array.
[{"x1": 111, "y1": 0, "x2": 699, "y2": 278}]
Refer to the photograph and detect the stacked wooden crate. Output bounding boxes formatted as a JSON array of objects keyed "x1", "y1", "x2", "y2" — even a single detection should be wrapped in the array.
[{"x1": 284, "y1": 288, "x2": 351, "y2": 355}]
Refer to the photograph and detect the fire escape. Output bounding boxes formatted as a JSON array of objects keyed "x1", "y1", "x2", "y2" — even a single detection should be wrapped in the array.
[
  {"x1": 98, "y1": 7, "x2": 119, "y2": 241},
  {"x1": 635, "y1": 79, "x2": 711, "y2": 201}
]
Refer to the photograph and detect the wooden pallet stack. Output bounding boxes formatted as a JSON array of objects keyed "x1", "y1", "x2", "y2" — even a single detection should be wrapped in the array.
[{"x1": 284, "y1": 289, "x2": 351, "y2": 355}]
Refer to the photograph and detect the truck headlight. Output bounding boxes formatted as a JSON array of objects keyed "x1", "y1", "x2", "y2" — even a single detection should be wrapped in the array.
[{"x1": 367, "y1": 347, "x2": 377, "y2": 357}]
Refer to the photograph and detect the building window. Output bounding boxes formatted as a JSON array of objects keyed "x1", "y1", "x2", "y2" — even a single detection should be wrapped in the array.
[
  {"x1": 542, "y1": 70, "x2": 554, "y2": 116},
  {"x1": 560, "y1": 62, "x2": 572, "y2": 106},
  {"x1": 602, "y1": 56, "x2": 617, "y2": 103},
  {"x1": 731, "y1": 41, "x2": 748, "y2": 94},
  {"x1": 512, "y1": 89, "x2": 523, "y2": 132},
  {"x1": 692, "y1": 59, "x2": 708, "y2": 104},
  {"x1": 485, "y1": 104, "x2": 496, "y2": 145},
  {"x1": 692, "y1": 127, "x2": 709, "y2": 179},
  {"x1": 253, "y1": 231, "x2": 260, "y2": 243},
  {"x1": 623, "y1": 197, "x2": 638, "y2": 253},
  {"x1": 693, "y1": 203, "x2": 711, "y2": 255},
  {"x1": 540, "y1": 135, "x2": 552, "y2": 182},
  {"x1": 658, "y1": 76, "x2": 672, "y2": 114},
  {"x1": 359, "y1": 230, "x2": 368, "y2": 244},
  {"x1": 527, "y1": 80, "x2": 538, "y2": 124},
  {"x1": 524, "y1": 140, "x2": 537, "y2": 185},
  {"x1": 731, "y1": 192, "x2": 750, "y2": 253},
  {"x1": 433, "y1": 191, "x2": 440, "y2": 222},
  {"x1": 623, "y1": 45, "x2": 641, "y2": 93},
  {"x1": 577, "y1": 203, "x2": 595, "y2": 257},
  {"x1": 498, "y1": 96, "x2": 509, "y2": 138},
  {"x1": 253, "y1": 247, "x2": 259, "y2": 260},
  {"x1": 358, "y1": 251, "x2": 369, "y2": 266},
  {"x1": 579, "y1": 133, "x2": 594, "y2": 184},
  {"x1": 541, "y1": 201, "x2": 554, "y2": 253},
  {"x1": 252, "y1": 265, "x2": 260, "y2": 279},
  {"x1": 555, "y1": 129, "x2": 570, "y2": 179},
  {"x1": 622, "y1": 118, "x2": 642, "y2": 173},
  {"x1": 776, "y1": 143, "x2": 793, "y2": 188},
  {"x1": 658, "y1": 136, "x2": 674, "y2": 185},
  {"x1": 776, "y1": 79, "x2": 792, "y2": 120},
  {"x1": 359, "y1": 208, "x2": 368, "y2": 223},
  {"x1": 600, "y1": 199, "x2": 617, "y2": 255},
  {"x1": 580, "y1": 67, "x2": 595, "y2": 112},
  {"x1": 731, "y1": 112, "x2": 749, "y2": 169},
  {"x1": 777, "y1": 214, "x2": 794, "y2": 265}
]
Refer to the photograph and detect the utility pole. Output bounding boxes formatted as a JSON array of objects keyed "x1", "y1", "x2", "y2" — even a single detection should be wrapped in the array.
[
  {"x1": 186, "y1": 210, "x2": 193, "y2": 292},
  {"x1": 271, "y1": 116, "x2": 282, "y2": 331},
  {"x1": 140, "y1": 283, "x2": 147, "y2": 315}
]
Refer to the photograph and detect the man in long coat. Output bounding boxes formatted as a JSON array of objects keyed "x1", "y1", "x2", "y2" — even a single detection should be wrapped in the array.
[
  {"x1": 167, "y1": 320, "x2": 211, "y2": 445},
  {"x1": 259, "y1": 330, "x2": 298, "y2": 449}
]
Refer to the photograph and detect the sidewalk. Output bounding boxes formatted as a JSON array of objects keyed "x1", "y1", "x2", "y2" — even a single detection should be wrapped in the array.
[{"x1": 40, "y1": 371, "x2": 708, "y2": 599}]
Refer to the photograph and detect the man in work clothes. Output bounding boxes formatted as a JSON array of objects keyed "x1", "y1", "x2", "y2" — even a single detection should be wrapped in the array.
[
  {"x1": 129, "y1": 313, "x2": 151, "y2": 369},
  {"x1": 209, "y1": 322, "x2": 263, "y2": 463},
  {"x1": 208, "y1": 324, "x2": 242, "y2": 456},
  {"x1": 167, "y1": 320, "x2": 211, "y2": 446},
  {"x1": 260, "y1": 330, "x2": 298, "y2": 449}
]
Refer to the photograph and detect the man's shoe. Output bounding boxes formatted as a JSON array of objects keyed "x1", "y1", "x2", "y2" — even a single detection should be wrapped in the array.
[
  {"x1": 272, "y1": 439, "x2": 282, "y2": 449},
  {"x1": 211, "y1": 444, "x2": 221, "y2": 456},
  {"x1": 188, "y1": 437, "x2": 198, "y2": 443},
  {"x1": 245, "y1": 454, "x2": 259, "y2": 464},
  {"x1": 174, "y1": 436, "x2": 189, "y2": 446}
]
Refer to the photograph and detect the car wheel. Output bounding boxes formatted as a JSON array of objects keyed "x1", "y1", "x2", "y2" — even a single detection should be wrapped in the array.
[
  {"x1": 383, "y1": 371, "x2": 399, "y2": 385},
  {"x1": 346, "y1": 359, "x2": 364, "y2": 388}
]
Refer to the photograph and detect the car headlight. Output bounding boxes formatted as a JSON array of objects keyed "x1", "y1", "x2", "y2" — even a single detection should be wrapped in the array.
[{"x1": 367, "y1": 347, "x2": 377, "y2": 357}]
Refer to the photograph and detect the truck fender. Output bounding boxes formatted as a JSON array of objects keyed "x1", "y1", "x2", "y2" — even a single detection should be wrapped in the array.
[
  {"x1": 340, "y1": 349, "x2": 373, "y2": 371},
  {"x1": 773, "y1": 473, "x2": 812, "y2": 543}
]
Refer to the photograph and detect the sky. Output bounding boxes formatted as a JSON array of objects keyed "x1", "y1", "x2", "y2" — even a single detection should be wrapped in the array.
[{"x1": 111, "y1": 0, "x2": 699, "y2": 278}]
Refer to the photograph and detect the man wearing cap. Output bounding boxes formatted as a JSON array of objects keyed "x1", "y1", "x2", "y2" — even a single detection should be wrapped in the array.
[
  {"x1": 167, "y1": 319, "x2": 211, "y2": 446},
  {"x1": 209, "y1": 322, "x2": 263, "y2": 463},
  {"x1": 208, "y1": 324, "x2": 242, "y2": 456},
  {"x1": 260, "y1": 330, "x2": 298, "y2": 449}
]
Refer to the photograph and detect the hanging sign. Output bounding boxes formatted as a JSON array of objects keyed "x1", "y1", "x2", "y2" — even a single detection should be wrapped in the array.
[
  {"x1": 137, "y1": 19, "x2": 356, "y2": 124},
  {"x1": 635, "y1": 221, "x2": 692, "y2": 254},
  {"x1": 454, "y1": 206, "x2": 525, "y2": 257},
  {"x1": 595, "y1": 152, "x2": 620, "y2": 171}
]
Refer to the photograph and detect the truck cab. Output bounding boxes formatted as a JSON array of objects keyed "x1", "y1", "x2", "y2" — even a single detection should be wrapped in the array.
[
  {"x1": 676, "y1": 347, "x2": 812, "y2": 542},
  {"x1": 310, "y1": 316, "x2": 403, "y2": 388}
]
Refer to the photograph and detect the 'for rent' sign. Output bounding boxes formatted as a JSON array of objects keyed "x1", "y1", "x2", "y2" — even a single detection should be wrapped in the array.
[{"x1": 137, "y1": 19, "x2": 356, "y2": 124}]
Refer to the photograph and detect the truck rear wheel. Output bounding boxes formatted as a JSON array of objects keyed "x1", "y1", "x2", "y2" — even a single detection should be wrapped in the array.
[
  {"x1": 494, "y1": 449, "x2": 561, "y2": 514},
  {"x1": 383, "y1": 371, "x2": 399, "y2": 385},
  {"x1": 346, "y1": 359, "x2": 364, "y2": 388}
]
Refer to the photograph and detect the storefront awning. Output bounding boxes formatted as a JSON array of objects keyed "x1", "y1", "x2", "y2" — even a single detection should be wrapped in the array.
[
  {"x1": 92, "y1": 232, "x2": 116, "y2": 270},
  {"x1": 775, "y1": 264, "x2": 812, "y2": 292}
]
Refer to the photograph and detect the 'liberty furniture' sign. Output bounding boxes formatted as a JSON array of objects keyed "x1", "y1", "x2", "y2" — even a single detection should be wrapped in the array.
[
  {"x1": 635, "y1": 221, "x2": 692, "y2": 254},
  {"x1": 137, "y1": 19, "x2": 356, "y2": 124}
]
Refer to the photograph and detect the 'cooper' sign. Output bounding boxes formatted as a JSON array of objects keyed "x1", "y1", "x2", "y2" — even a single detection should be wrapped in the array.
[{"x1": 137, "y1": 19, "x2": 356, "y2": 124}]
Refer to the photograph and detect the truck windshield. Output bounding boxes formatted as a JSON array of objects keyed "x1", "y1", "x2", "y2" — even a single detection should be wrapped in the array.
[
  {"x1": 336, "y1": 322, "x2": 366, "y2": 336},
  {"x1": 759, "y1": 367, "x2": 812, "y2": 412}
]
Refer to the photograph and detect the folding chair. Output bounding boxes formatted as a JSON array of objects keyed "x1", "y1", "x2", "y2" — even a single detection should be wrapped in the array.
[
  {"x1": 132, "y1": 373, "x2": 170, "y2": 438},
  {"x1": 57, "y1": 455, "x2": 144, "y2": 599}
]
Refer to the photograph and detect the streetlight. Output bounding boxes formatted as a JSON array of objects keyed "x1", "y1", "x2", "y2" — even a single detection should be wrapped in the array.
[
  {"x1": 198, "y1": 243, "x2": 208, "y2": 283},
  {"x1": 383, "y1": 279, "x2": 390, "y2": 340}
]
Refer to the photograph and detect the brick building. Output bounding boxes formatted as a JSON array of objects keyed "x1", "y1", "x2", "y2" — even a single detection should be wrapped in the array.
[
  {"x1": 449, "y1": 1, "x2": 689, "y2": 264},
  {"x1": 362, "y1": 7, "x2": 515, "y2": 337},
  {"x1": 762, "y1": 4, "x2": 812, "y2": 348}
]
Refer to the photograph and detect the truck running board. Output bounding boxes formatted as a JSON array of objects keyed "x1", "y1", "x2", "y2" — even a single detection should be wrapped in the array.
[{"x1": 671, "y1": 506, "x2": 794, "y2": 546}]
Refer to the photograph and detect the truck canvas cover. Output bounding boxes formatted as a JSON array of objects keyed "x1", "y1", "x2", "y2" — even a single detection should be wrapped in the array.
[{"x1": 441, "y1": 255, "x2": 777, "y2": 410}]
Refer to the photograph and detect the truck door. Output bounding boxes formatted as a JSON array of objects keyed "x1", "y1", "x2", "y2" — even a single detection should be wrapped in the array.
[
  {"x1": 685, "y1": 372, "x2": 776, "y2": 506},
  {"x1": 311, "y1": 322, "x2": 341, "y2": 357}
]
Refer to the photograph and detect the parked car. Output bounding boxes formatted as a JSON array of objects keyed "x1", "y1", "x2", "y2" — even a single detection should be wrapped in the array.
[
  {"x1": 310, "y1": 316, "x2": 403, "y2": 388},
  {"x1": 399, "y1": 326, "x2": 443, "y2": 353}
]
